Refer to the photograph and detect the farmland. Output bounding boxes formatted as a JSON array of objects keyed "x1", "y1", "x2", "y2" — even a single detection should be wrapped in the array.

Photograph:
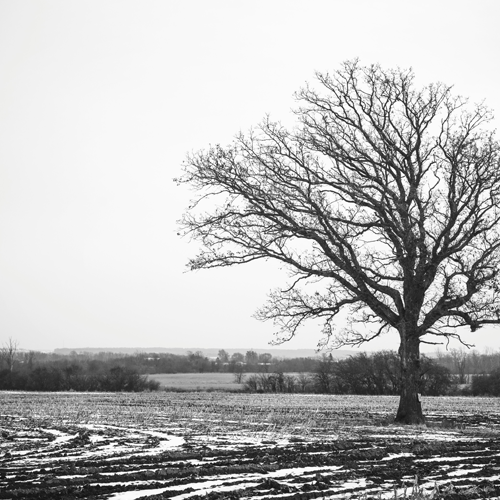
[
  {"x1": 148, "y1": 373, "x2": 243, "y2": 391},
  {"x1": 1, "y1": 392, "x2": 500, "y2": 499}
]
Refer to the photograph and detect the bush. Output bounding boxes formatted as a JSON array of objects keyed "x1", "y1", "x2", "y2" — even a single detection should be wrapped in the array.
[
  {"x1": 0, "y1": 359, "x2": 160, "y2": 392},
  {"x1": 243, "y1": 372, "x2": 299, "y2": 393},
  {"x1": 312, "y1": 351, "x2": 452, "y2": 396},
  {"x1": 471, "y1": 368, "x2": 500, "y2": 396}
]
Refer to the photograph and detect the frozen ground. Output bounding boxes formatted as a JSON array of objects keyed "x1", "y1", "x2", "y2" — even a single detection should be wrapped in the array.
[{"x1": 1, "y1": 392, "x2": 500, "y2": 499}]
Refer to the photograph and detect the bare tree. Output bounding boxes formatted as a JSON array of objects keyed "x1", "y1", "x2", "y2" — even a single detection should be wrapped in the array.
[
  {"x1": 24, "y1": 350, "x2": 37, "y2": 370},
  {"x1": 232, "y1": 364, "x2": 245, "y2": 384},
  {"x1": 1, "y1": 337, "x2": 19, "y2": 372},
  {"x1": 450, "y1": 348, "x2": 468, "y2": 384},
  {"x1": 178, "y1": 60, "x2": 500, "y2": 424}
]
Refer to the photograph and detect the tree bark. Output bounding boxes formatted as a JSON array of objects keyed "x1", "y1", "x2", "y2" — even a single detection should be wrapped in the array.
[{"x1": 395, "y1": 326, "x2": 425, "y2": 424}]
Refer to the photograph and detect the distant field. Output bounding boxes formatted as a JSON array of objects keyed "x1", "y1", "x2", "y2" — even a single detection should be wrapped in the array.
[
  {"x1": 149, "y1": 372, "x2": 243, "y2": 390},
  {"x1": 148, "y1": 372, "x2": 309, "y2": 390}
]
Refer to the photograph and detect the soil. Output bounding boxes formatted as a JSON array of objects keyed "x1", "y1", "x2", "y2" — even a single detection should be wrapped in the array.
[{"x1": 1, "y1": 392, "x2": 500, "y2": 500}]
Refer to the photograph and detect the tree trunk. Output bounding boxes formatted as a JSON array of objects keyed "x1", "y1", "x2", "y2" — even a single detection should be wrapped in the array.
[{"x1": 395, "y1": 326, "x2": 425, "y2": 424}]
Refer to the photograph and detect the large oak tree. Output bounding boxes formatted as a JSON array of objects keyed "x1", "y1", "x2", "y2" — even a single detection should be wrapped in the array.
[{"x1": 177, "y1": 61, "x2": 500, "y2": 424}]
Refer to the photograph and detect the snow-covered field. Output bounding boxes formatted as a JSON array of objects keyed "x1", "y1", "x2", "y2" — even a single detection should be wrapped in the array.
[{"x1": 1, "y1": 392, "x2": 500, "y2": 499}]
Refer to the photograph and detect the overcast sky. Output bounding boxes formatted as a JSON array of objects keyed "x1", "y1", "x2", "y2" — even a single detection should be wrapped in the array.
[{"x1": 1, "y1": 0, "x2": 500, "y2": 352}]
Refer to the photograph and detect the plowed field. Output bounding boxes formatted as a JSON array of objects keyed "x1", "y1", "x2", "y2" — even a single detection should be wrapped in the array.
[{"x1": 1, "y1": 392, "x2": 500, "y2": 499}]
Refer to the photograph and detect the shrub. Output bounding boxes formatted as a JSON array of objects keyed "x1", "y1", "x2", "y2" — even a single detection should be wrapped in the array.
[{"x1": 471, "y1": 368, "x2": 500, "y2": 396}]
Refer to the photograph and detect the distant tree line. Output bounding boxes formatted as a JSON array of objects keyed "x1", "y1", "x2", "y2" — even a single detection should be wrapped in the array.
[
  {"x1": 0, "y1": 346, "x2": 315, "y2": 391},
  {"x1": 240, "y1": 349, "x2": 500, "y2": 396},
  {"x1": 243, "y1": 351, "x2": 451, "y2": 396},
  {"x1": 0, "y1": 339, "x2": 159, "y2": 392},
  {"x1": 433, "y1": 348, "x2": 500, "y2": 384},
  {"x1": 2, "y1": 338, "x2": 500, "y2": 395}
]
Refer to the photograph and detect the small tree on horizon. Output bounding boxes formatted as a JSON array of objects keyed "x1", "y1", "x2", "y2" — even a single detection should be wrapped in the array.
[
  {"x1": 245, "y1": 350, "x2": 259, "y2": 366},
  {"x1": 177, "y1": 60, "x2": 500, "y2": 424}
]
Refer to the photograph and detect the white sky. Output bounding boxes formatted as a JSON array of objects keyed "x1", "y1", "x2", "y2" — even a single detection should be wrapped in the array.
[{"x1": 1, "y1": 0, "x2": 500, "y2": 352}]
